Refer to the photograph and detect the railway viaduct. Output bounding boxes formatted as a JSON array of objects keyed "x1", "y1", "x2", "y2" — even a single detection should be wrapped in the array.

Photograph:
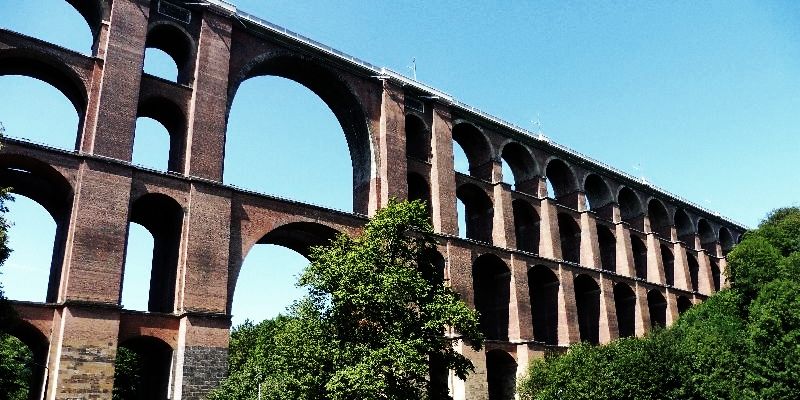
[{"x1": 0, "y1": 0, "x2": 745, "y2": 399}]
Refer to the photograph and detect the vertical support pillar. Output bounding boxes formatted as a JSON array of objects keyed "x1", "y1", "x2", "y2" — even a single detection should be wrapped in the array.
[
  {"x1": 81, "y1": 0, "x2": 150, "y2": 161},
  {"x1": 613, "y1": 205, "x2": 635, "y2": 278},
  {"x1": 493, "y1": 178, "x2": 513, "y2": 249},
  {"x1": 430, "y1": 104, "x2": 458, "y2": 235},
  {"x1": 697, "y1": 251, "x2": 714, "y2": 295},
  {"x1": 646, "y1": 231, "x2": 666, "y2": 284},
  {"x1": 377, "y1": 82, "x2": 408, "y2": 206},
  {"x1": 579, "y1": 211, "x2": 600, "y2": 268},
  {"x1": 185, "y1": 11, "x2": 233, "y2": 180},
  {"x1": 172, "y1": 315, "x2": 231, "y2": 400},
  {"x1": 510, "y1": 255, "x2": 532, "y2": 341},
  {"x1": 450, "y1": 341, "x2": 487, "y2": 400},
  {"x1": 673, "y1": 243, "x2": 691, "y2": 291},
  {"x1": 666, "y1": 289, "x2": 681, "y2": 325},
  {"x1": 634, "y1": 283, "x2": 650, "y2": 336},
  {"x1": 539, "y1": 194, "x2": 560, "y2": 259},
  {"x1": 599, "y1": 275, "x2": 617, "y2": 343},
  {"x1": 557, "y1": 265, "x2": 580, "y2": 345}
]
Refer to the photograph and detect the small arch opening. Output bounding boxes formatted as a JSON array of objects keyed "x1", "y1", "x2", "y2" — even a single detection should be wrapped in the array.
[
  {"x1": 677, "y1": 296, "x2": 693, "y2": 315},
  {"x1": 613, "y1": 283, "x2": 636, "y2": 338},
  {"x1": 456, "y1": 184, "x2": 493, "y2": 244},
  {"x1": 719, "y1": 227, "x2": 735, "y2": 256},
  {"x1": 557, "y1": 213, "x2": 581, "y2": 264},
  {"x1": 472, "y1": 254, "x2": 511, "y2": 341},
  {"x1": 407, "y1": 172, "x2": 432, "y2": 218},
  {"x1": 135, "y1": 97, "x2": 186, "y2": 172},
  {"x1": 647, "y1": 290, "x2": 667, "y2": 328},
  {"x1": 486, "y1": 349, "x2": 517, "y2": 400},
  {"x1": 112, "y1": 336, "x2": 174, "y2": 400},
  {"x1": 452, "y1": 123, "x2": 491, "y2": 180},
  {"x1": 1, "y1": 321, "x2": 48, "y2": 400},
  {"x1": 597, "y1": 224, "x2": 616, "y2": 272},
  {"x1": 630, "y1": 234, "x2": 647, "y2": 280},
  {"x1": 584, "y1": 174, "x2": 612, "y2": 211},
  {"x1": 687, "y1": 252, "x2": 700, "y2": 292},
  {"x1": 132, "y1": 117, "x2": 170, "y2": 171},
  {"x1": 144, "y1": 24, "x2": 194, "y2": 84},
  {"x1": 574, "y1": 274, "x2": 600, "y2": 344},
  {"x1": 647, "y1": 199, "x2": 671, "y2": 238},
  {"x1": 500, "y1": 142, "x2": 537, "y2": 193},
  {"x1": 698, "y1": 219, "x2": 716, "y2": 254},
  {"x1": 675, "y1": 209, "x2": 694, "y2": 243},
  {"x1": 405, "y1": 114, "x2": 431, "y2": 162},
  {"x1": 618, "y1": 187, "x2": 642, "y2": 226},
  {"x1": 512, "y1": 199, "x2": 540, "y2": 253},
  {"x1": 528, "y1": 265, "x2": 559, "y2": 345},
  {"x1": 710, "y1": 258, "x2": 721, "y2": 292},
  {"x1": 661, "y1": 244, "x2": 675, "y2": 286},
  {"x1": 545, "y1": 159, "x2": 578, "y2": 207}
]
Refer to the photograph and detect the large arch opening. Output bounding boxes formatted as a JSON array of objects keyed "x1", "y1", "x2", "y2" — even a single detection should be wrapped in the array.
[
  {"x1": 472, "y1": 254, "x2": 511, "y2": 341},
  {"x1": 512, "y1": 199, "x2": 539, "y2": 253},
  {"x1": 134, "y1": 97, "x2": 186, "y2": 172},
  {"x1": 618, "y1": 187, "x2": 642, "y2": 226},
  {"x1": 143, "y1": 23, "x2": 195, "y2": 84},
  {"x1": 0, "y1": 155, "x2": 73, "y2": 303},
  {"x1": 500, "y1": 142, "x2": 537, "y2": 193},
  {"x1": 719, "y1": 227, "x2": 735, "y2": 256},
  {"x1": 452, "y1": 122, "x2": 491, "y2": 180},
  {"x1": 405, "y1": 114, "x2": 431, "y2": 162},
  {"x1": 687, "y1": 253, "x2": 700, "y2": 292},
  {"x1": 647, "y1": 289, "x2": 667, "y2": 328},
  {"x1": 557, "y1": 213, "x2": 580, "y2": 264},
  {"x1": 408, "y1": 172, "x2": 432, "y2": 217},
  {"x1": 456, "y1": 184, "x2": 493, "y2": 244},
  {"x1": 0, "y1": 69, "x2": 84, "y2": 152},
  {"x1": 227, "y1": 56, "x2": 372, "y2": 213},
  {"x1": 228, "y1": 222, "x2": 340, "y2": 324},
  {"x1": 574, "y1": 274, "x2": 600, "y2": 344},
  {"x1": 597, "y1": 224, "x2": 616, "y2": 272},
  {"x1": 613, "y1": 283, "x2": 636, "y2": 338},
  {"x1": 112, "y1": 336, "x2": 174, "y2": 400},
  {"x1": 630, "y1": 234, "x2": 648, "y2": 280},
  {"x1": 1, "y1": 1, "x2": 100, "y2": 54},
  {"x1": 528, "y1": 265, "x2": 559, "y2": 345},
  {"x1": 584, "y1": 174, "x2": 612, "y2": 211},
  {"x1": 698, "y1": 219, "x2": 716, "y2": 254},
  {"x1": 545, "y1": 159, "x2": 578, "y2": 207},
  {"x1": 661, "y1": 244, "x2": 675, "y2": 286},
  {"x1": 122, "y1": 193, "x2": 183, "y2": 313},
  {"x1": 648, "y1": 199, "x2": 671, "y2": 238},
  {"x1": 1, "y1": 320, "x2": 49, "y2": 400},
  {"x1": 486, "y1": 349, "x2": 517, "y2": 400}
]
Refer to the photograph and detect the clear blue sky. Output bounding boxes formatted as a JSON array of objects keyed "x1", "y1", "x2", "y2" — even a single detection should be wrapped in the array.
[{"x1": 0, "y1": 0, "x2": 798, "y2": 325}]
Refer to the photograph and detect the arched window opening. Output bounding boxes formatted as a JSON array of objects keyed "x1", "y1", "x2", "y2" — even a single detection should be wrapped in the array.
[
  {"x1": 500, "y1": 142, "x2": 537, "y2": 193},
  {"x1": 1, "y1": 1, "x2": 98, "y2": 54},
  {"x1": 421, "y1": 249, "x2": 447, "y2": 286},
  {"x1": 405, "y1": 114, "x2": 430, "y2": 162},
  {"x1": 677, "y1": 296, "x2": 693, "y2": 315},
  {"x1": 618, "y1": 187, "x2": 642, "y2": 226},
  {"x1": 0, "y1": 156, "x2": 73, "y2": 303},
  {"x1": 512, "y1": 199, "x2": 540, "y2": 253},
  {"x1": 557, "y1": 213, "x2": 581, "y2": 264},
  {"x1": 229, "y1": 222, "x2": 339, "y2": 324},
  {"x1": 661, "y1": 244, "x2": 675, "y2": 286},
  {"x1": 132, "y1": 117, "x2": 171, "y2": 171},
  {"x1": 472, "y1": 254, "x2": 511, "y2": 341},
  {"x1": 528, "y1": 265, "x2": 559, "y2": 345},
  {"x1": 698, "y1": 219, "x2": 716, "y2": 254},
  {"x1": 597, "y1": 224, "x2": 616, "y2": 272},
  {"x1": 719, "y1": 227, "x2": 735, "y2": 256},
  {"x1": 674, "y1": 209, "x2": 694, "y2": 243},
  {"x1": 428, "y1": 352, "x2": 449, "y2": 399},
  {"x1": 121, "y1": 222, "x2": 154, "y2": 312},
  {"x1": 407, "y1": 172, "x2": 432, "y2": 218},
  {"x1": 613, "y1": 283, "x2": 636, "y2": 338},
  {"x1": 123, "y1": 194, "x2": 183, "y2": 313},
  {"x1": 647, "y1": 290, "x2": 667, "y2": 328},
  {"x1": 648, "y1": 199, "x2": 671, "y2": 238},
  {"x1": 687, "y1": 253, "x2": 700, "y2": 292},
  {"x1": 710, "y1": 259, "x2": 721, "y2": 292},
  {"x1": 112, "y1": 336, "x2": 174, "y2": 400},
  {"x1": 545, "y1": 159, "x2": 578, "y2": 207},
  {"x1": 225, "y1": 75, "x2": 355, "y2": 212},
  {"x1": 1, "y1": 321, "x2": 49, "y2": 399},
  {"x1": 584, "y1": 174, "x2": 612, "y2": 211},
  {"x1": 456, "y1": 184, "x2": 493, "y2": 244},
  {"x1": 135, "y1": 97, "x2": 186, "y2": 172},
  {"x1": 144, "y1": 24, "x2": 194, "y2": 84},
  {"x1": 0, "y1": 75, "x2": 82, "y2": 152},
  {"x1": 574, "y1": 274, "x2": 600, "y2": 344},
  {"x1": 631, "y1": 234, "x2": 647, "y2": 280},
  {"x1": 452, "y1": 123, "x2": 491, "y2": 180},
  {"x1": 486, "y1": 350, "x2": 517, "y2": 400}
]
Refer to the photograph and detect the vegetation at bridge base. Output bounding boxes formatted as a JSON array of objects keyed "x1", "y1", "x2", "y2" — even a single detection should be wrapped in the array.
[
  {"x1": 210, "y1": 199, "x2": 484, "y2": 400},
  {"x1": 518, "y1": 207, "x2": 800, "y2": 400}
]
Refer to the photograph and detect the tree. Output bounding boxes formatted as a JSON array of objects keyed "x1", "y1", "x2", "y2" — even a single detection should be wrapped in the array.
[
  {"x1": 211, "y1": 199, "x2": 484, "y2": 400},
  {"x1": 518, "y1": 207, "x2": 800, "y2": 400}
]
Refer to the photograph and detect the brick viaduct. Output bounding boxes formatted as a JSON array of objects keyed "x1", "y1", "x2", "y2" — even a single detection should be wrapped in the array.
[{"x1": 0, "y1": 1, "x2": 745, "y2": 399}]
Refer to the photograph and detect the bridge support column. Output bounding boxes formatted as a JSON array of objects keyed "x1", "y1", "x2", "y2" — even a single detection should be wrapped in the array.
[
  {"x1": 377, "y1": 82, "x2": 408, "y2": 207},
  {"x1": 579, "y1": 210, "x2": 601, "y2": 268},
  {"x1": 599, "y1": 275, "x2": 617, "y2": 343},
  {"x1": 172, "y1": 314, "x2": 230, "y2": 400},
  {"x1": 634, "y1": 283, "x2": 650, "y2": 336},
  {"x1": 430, "y1": 104, "x2": 458, "y2": 235},
  {"x1": 510, "y1": 255, "x2": 532, "y2": 341}
]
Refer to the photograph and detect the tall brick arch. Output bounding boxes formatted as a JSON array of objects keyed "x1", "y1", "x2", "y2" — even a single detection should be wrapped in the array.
[{"x1": 0, "y1": 1, "x2": 746, "y2": 398}]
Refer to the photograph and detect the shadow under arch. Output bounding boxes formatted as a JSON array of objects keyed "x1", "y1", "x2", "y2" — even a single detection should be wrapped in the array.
[
  {"x1": 4, "y1": 318, "x2": 49, "y2": 400},
  {"x1": 228, "y1": 53, "x2": 373, "y2": 213},
  {"x1": 0, "y1": 154, "x2": 73, "y2": 302},
  {"x1": 227, "y1": 221, "x2": 341, "y2": 313},
  {"x1": 136, "y1": 96, "x2": 186, "y2": 172},
  {"x1": 65, "y1": 0, "x2": 108, "y2": 46},
  {"x1": 145, "y1": 21, "x2": 196, "y2": 84},
  {"x1": 113, "y1": 335, "x2": 174, "y2": 400}
]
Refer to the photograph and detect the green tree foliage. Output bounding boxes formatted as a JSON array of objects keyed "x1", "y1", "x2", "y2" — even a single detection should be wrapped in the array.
[
  {"x1": 211, "y1": 199, "x2": 483, "y2": 400},
  {"x1": 518, "y1": 207, "x2": 800, "y2": 400}
]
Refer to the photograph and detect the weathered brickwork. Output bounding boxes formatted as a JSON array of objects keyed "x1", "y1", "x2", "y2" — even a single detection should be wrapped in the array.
[{"x1": 0, "y1": 1, "x2": 745, "y2": 399}]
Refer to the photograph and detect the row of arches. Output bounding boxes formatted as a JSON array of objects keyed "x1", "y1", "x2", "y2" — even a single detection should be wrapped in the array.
[{"x1": 472, "y1": 254, "x2": 695, "y2": 345}]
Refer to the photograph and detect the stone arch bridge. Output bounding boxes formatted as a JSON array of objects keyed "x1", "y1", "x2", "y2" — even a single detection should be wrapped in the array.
[{"x1": 0, "y1": 0, "x2": 744, "y2": 399}]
